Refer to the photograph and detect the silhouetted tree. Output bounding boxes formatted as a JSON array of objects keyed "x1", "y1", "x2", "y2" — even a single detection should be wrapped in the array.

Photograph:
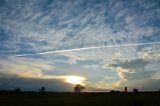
[
  {"x1": 110, "y1": 90, "x2": 116, "y2": 93},
  {"x1": 14, "y1": 88, "x2": 21, "y2": 93},
  {"x1": 110, "y1": 90, "x2": 120, "y2": 93},
  {"x1": 39, "y1": 87, "x2": 45, "y2": 93},
  {"x1": 125, "y1": 87, "x2": 127, "y2": 93},
  {"x1": 133, "y1": 89, "x2": 138, "y2": 93},
  {"x1": 74, "y1": 84, "x2": 85, "y2": 93}
]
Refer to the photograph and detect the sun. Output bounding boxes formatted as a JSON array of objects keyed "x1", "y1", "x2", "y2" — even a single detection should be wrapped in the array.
[{"x1": 65, "y1": 76, "x2": 85, "y2": 85}]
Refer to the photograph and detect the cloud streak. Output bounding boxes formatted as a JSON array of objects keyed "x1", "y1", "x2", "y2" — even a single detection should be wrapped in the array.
[{"x1": 11, "y1": 41, "x2": 160, "y2": 57}]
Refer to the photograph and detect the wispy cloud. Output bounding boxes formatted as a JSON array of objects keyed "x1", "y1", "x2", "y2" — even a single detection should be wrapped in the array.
[{"x1": 0, "y1": 0, "x2": 159, "y2": 54}]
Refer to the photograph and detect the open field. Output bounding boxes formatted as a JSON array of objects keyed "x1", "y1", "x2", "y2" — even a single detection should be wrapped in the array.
[{"x1": 0, "y1": 92, "x2": 159, "y2": 106}]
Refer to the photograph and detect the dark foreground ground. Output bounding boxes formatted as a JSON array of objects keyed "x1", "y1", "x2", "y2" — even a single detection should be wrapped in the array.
[{"x1": 0, "y1": 91, "x2": 159, "y2": 106}]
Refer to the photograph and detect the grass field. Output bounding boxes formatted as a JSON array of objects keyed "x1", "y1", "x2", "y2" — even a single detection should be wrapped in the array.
[{"x1": 0, "y1": 92, "x2": 159, "y2": 106}]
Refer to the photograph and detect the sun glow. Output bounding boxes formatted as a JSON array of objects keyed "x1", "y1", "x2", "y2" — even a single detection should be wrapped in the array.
[{"x1": 65, "y1": 76, "x2": 86, "y2": 85}]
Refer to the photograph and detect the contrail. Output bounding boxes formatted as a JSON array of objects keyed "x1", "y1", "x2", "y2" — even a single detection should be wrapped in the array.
[{"x1": 10, "y1": 41, "x2": 160, "y2": 57}]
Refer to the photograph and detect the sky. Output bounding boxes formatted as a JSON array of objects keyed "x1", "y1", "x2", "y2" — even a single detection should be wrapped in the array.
[{"x1": 0, "y1": 0, "x2": 160, "y2": 92}]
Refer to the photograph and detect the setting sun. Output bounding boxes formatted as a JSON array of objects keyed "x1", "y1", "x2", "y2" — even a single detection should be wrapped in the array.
[{"x1": 65, "y1": 76, "x2": 86, "y2": 85}]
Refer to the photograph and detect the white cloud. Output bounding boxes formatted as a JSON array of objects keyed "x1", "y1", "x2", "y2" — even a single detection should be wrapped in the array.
[
  {"x1": 117, "y1": 67, "x2": 135, "y2": 80},
  {"x1": 0, "y1": 57, "x2": 54, "y2": 78},
  {"x1": 83, "y1": 65, "x2": 100, "y2": 69},
  {"x1": 138, "y1": 50, "x2": 160, "y2": 61},
  {"x1": 1, "y1": 0, "x2": 159, "y2": 55}
]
